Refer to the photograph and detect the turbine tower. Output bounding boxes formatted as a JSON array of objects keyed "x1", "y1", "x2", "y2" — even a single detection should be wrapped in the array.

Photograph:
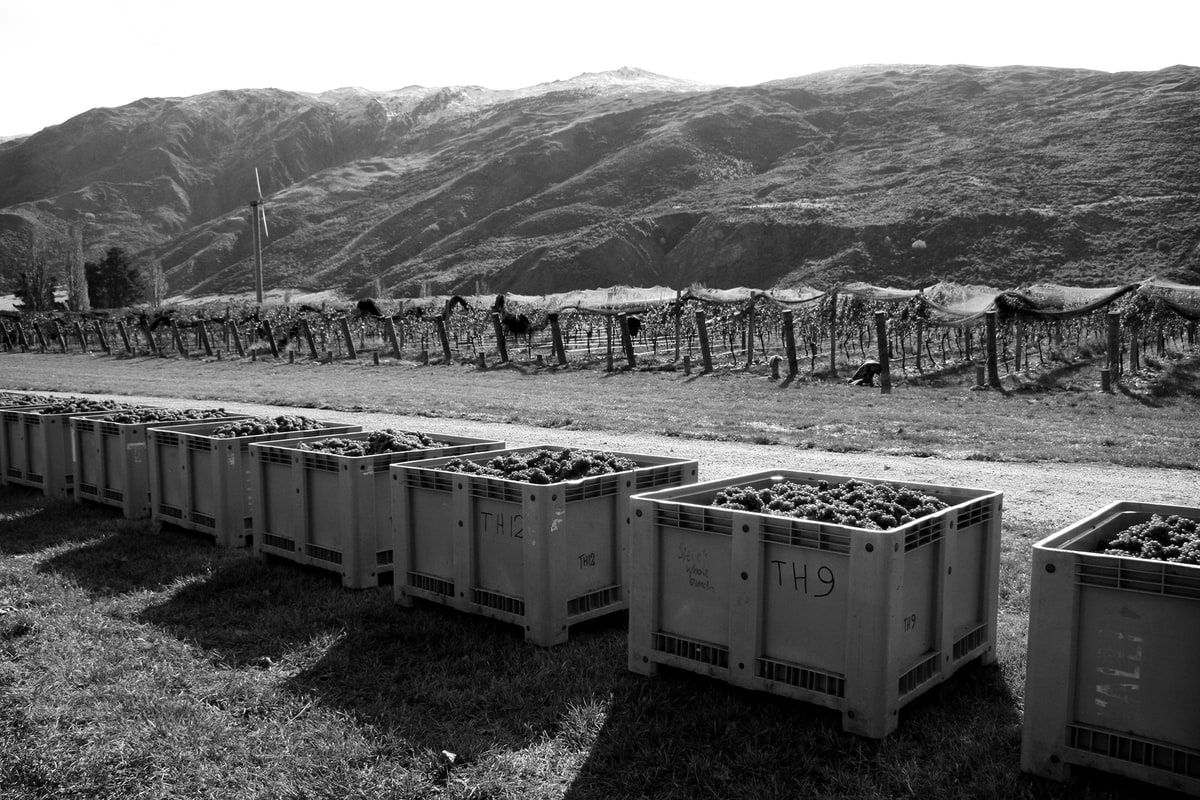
[{"x1": 249, "y1": 168, "x2": 270, "y2": 304}]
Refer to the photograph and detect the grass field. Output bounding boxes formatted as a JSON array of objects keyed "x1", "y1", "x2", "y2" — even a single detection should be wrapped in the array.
[{"x1": 1, "y1": 350, "x2": 1197, "y2": 799}]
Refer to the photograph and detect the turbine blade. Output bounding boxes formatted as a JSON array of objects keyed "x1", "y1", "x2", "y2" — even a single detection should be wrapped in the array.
[
  {"x1": 261, "y1": 206, "x2": 269, "y2": 238},
  {"x1": 255, "y1": 167, "x2": 263, "y2": 199}
]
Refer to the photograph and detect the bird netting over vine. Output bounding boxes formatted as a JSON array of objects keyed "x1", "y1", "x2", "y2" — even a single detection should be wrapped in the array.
[
  {"x1": 835, "y1": 282, "x2": 922, "y2": 303},
  {"x1": 912, "y1": 282, "x2": 1002, "y2": 327},
  {"x1": 993, "y1": 283, "x2": 1139, "y2": 320},
  {"x1": 552, "y1": 286, "x2": 679, "y2": 314},
  {"x1": 683, "y1": 286, "x2": 827, "y2": 308},
  {"x1": 1138, "y1": 279, "x2": 1200, "y2": 321}
]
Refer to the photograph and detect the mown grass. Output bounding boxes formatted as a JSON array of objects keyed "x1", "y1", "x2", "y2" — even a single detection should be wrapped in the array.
[
  {"x1": 1, "y1": 350, "x2": 1198, "y2": 470},
  {"x1": 0, "y1": 485, "x2": 1172, "y2": 800}
]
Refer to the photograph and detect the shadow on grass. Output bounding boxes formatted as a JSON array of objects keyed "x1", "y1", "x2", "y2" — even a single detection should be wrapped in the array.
[
  {"x1": 136, "y1": 555, "x2": 355, "y2": 665},
  {"x1": 280, "y1": 599, "x2": 634, "y2": 758},
  {"x1": 564, "y1": 660, "x2": 1040, "y2": 800},
  {"x1": 137, "y1": 559, "x2": 628, "y2": 756},
  {"x1": 0, "y1": 488, "x2": 111, "y2": 556},
  {"x1": 36, "y1": 517, "x2": 232, "y2": 596}
]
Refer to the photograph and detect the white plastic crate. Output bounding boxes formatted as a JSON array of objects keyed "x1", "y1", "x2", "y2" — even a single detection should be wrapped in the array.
[
  {"x1": 627, "y1": 469, "x2": 1002, "y2": 738},
  {"x1": 72, "y1": 410, "x2": 249, "y2": 518},
  {"x1": 251, "y1": 431, "x2": 505, "y2": 588},
  {"x1": 148, "y1": 418, "x2": 361, "y2": 547},
  {"x1": 1022, "y1": 501, "x2": 1200, "y2": 795},
  {"x1": 391, "y1": 446, "x2": 699, "y2": 646}
]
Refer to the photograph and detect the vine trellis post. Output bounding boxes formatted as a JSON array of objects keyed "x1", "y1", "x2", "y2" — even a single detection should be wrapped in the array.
[
  {"x1": 828, "y1": 291, "x2": 838, "y2": 377},
  {"x1": 874, "y1": 311, "x2": 891, "y2": 394}
]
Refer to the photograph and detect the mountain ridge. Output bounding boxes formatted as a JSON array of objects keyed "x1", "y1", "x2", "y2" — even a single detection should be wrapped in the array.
[{"x1": 2, "y1": 64, "x2": 1198, "y2": 301}]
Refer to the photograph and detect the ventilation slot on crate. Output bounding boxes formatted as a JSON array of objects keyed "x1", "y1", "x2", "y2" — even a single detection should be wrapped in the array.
[
  {"x1": 564, "y1": 475, "x2": 618, "y2": 502},
  {"x1": 637, "y1": 464, "x2": 686, "y2": 491},
  {"x1": 79, "y1": 482, "x2": 99, "y2": 496},
  {"x1": 898, "y1": 651, "x2": 941, "y2": 696},
  {"x1": 1076, "y1": 561, "x2": 1200, "y2": 600},
  {"x1": 303, "y1": 453, "x2": 340, "y2": 473},
  {"x1": 155, "y1": 432, "x2": 179, "y2": 447},
  {"x1": 158, "y1": 503, "x2": 183, "y2": 519},
  {"x1": 306, "y1": 544, "x2": 343, "y2": 564},
  {"x1": 408, "y1": 471, "x2": 452, "y2": 493},
  {"x1": 568, "y1": 585, "x2": 621, "y2": 616},
  {"x1": 187, "y1": 438, "x2": 212, "y2": 452},
  {"x1": 656, "y1": 505, "x2": 733, "y2": 536},
  {"x1": 652, "y1": 632, "x2": 729, "y2": 669},
  {"x1": 99, "y1": 422, "x2": 121, "y2": 436},
  {"x1": 470, "y1": 478, "x2": 523, "y2": 504},
  {"x1": 758, "y1": 657, "x2": 845, "y2": 697},
  {"x1": 103, "y1": 488, "x2": 123, "y2": 502},
  {"x1": 6, "y1": 467, "x2": 21, "y2": 478},
  {"x1": 408, "y1": 571, "x2": 454, "y2": 597},
  {"x1": 952, "y1": 623, "x2": 988, "y2": 660},
  {"x1": 261, "y1": 534, "x2": 296, "y2": 552},
  {"x1": 473, "y1": 588, "x2": 525, "y2": 616},
  {"x1": 955, "y1": 499, "x2": 993, "y2": 530},
  {"x1": 904, "y1": 516, "x2": 943, "y2": 552},
  {"x1": 27, "y1": 472, "x2": 43, "y2": 484},
  {"x1": 75, "y1": 420, "x2": 96, "y2": 433},
  {"x1": 1067, "y1": 724, "x2": 1200, "y2": 780},
  {"x1": 367, "y1": 458, "x2": 395, "y2": 475},
  {"x1": 376, "y1": 549, "x2": 393, "y2": 566},
  {"x1": 761, "y1": 517, "x2": 852, "y2": 553},
  {"x1": 190, "y1": 512, "x2": 216, "y2": 528},
  {"x1": 257, "y1": 448, "x2": 293, "y2": 466}
]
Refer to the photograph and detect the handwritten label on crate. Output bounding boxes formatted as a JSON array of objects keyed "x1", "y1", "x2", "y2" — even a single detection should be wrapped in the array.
[
  {"x1": 768, "y1": 559, "x2": 837, "y2": 598},
  {"x1": 678, "y1": 542, "x2": 716, "y2": 592},
  {"x1": 480, "y1": 510, "x2": 523, "y2": 539}
]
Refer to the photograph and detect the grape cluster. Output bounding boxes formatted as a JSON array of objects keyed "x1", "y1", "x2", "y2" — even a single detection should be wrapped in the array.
[
  {"x1": 36, "y1": 399, "x2": 127, "y2": 415},
  {"x1": 0, "y1": 393, "x2": 55, "y2": 407},
  {"x1": 439, "y1": 448, "x2": 638, "y2": 484},
  {"x1": 711, "y1": 478, "x2": 949, "y2": 530},
  {"x1": 210, "y1": 415, "x2": 321, "y2": 438},
  {"x1": 297, "y1": 429, "x2": 444, "y2": 456},
  {"x1": 1102, "y1": 514, "x2": 1200, "y2": 564},
  {"x1": 96, "y1": 407, "x2": 229, "y2": 424}
]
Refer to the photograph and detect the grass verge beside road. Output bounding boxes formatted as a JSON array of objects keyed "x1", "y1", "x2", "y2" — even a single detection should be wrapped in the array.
[{"x1": 1, "y1": 351, "x2": 1197, "y2": 470}]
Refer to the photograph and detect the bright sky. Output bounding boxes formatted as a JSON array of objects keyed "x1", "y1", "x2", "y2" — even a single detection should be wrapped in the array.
[{"x1": 2, "y1": 0, "x2": 1197, "y2": 137}]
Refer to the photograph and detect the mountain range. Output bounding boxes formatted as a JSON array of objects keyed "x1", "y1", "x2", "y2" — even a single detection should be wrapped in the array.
[{"x1": 1, "y1": 63, "x2": 1198, "y2": 300}]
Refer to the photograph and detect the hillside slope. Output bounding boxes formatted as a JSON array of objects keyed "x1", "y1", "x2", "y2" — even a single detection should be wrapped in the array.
[{"x1": 1, "y1": 64, "x2": 1198, "y2": 298}]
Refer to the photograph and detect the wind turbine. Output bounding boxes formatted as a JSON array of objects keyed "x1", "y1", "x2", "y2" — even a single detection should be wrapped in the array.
[{"x1": 249, "y1": 168, "x2": 270, "y2": 304}]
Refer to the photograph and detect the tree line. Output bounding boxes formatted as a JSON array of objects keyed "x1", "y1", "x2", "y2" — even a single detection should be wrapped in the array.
[{"x1": 2, "y1": 229, "x2": 165, "y2": 312}]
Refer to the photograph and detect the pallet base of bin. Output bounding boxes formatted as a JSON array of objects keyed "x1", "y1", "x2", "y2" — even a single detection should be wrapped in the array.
[
  {"x1": 392, "y1": 446, "x2": 699, "y2": 646},
  {"x1": 1021, "y1": 501, "x2": 1200, "y2": 796},
  {"x1": 627, "y1": 469, "x2": 1002, "y2": 738},
  {"x1": 252, "y1": 431, "x2": 506, "y2": 589}
]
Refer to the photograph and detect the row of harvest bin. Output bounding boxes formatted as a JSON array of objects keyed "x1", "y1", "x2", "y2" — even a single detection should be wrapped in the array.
[{"x1": 1, "y1": 392, "x2": 1196, "y2": 794}]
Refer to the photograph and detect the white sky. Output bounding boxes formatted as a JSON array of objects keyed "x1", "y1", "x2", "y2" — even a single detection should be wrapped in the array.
[{"x1": 1, "y1": 0, "x2": 1197, "y2": 137}]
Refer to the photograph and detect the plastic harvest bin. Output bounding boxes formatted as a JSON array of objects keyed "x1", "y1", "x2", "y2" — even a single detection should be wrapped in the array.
[
  {"x1": 3, "y1": 404, "x2": 126, "y2": 498},
  {"x1": 148, "y1": 418, "x2": 362, "y2": 548},
  {"x1": 251, "y1": 431, "x2": 505, "y2": 588},
  {"x1": 0, "y1": 403, "x2": 51, "y2": 488},
  {"x1": 627, "y1": 469, "x2": 1002, "y2": 738},
  {"x1": 391, "y1": 446, "x2": 700, "y2": 646},
  {"x1": 72, "y1": 411, "x2": 249, "y2": 519},
  {"x1": 1022, "y1": 501, "x2": 1200, "y2": 796}
]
